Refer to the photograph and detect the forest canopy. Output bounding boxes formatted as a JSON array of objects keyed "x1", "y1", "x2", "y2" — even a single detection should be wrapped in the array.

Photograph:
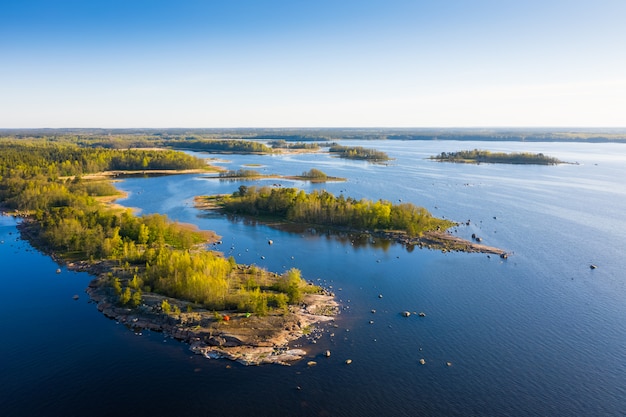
[
  {"x1": 430, "y1": 149, "x2": 563, "y2": 165},
  {"x1": 328, "y1": 145, "x2": 391, "y2": 162},
  {"x1": 204, "y1": 186, "x2": 454, "y2": 237}
]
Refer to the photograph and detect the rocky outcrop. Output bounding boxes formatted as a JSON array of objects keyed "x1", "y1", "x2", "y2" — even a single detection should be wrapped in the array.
[{"x1": 86, "y1": 276, "x2": 339, "y2": 366}]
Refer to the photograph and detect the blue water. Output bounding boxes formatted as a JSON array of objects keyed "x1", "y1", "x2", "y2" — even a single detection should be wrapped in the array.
[{"x1": 1, "y1": 141, "x2": 625, "y2": 416}]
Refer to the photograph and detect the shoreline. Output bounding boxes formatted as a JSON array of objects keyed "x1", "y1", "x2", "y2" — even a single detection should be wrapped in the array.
[
  {"x1": 86, "y1": 273, "x2": 338, "y2": 365},
  {"x1": 12, "y1": 213, "x2": 339, "y2": 366},
  {"x1": 192, "y1": 200, "x2": 510, "y2": 256}
]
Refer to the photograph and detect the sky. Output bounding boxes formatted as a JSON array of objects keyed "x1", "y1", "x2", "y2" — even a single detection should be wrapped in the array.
[{"x1": 1, "y1": 0, "x2": 625, "y2": 128}]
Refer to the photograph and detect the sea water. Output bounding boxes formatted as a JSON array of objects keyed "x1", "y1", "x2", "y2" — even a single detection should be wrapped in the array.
[{"x1": 1, "y1": 141, "x2": 625, "y2": 416}]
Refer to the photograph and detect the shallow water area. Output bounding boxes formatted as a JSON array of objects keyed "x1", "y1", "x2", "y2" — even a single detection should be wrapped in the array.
[{"x1": 2, "y1": 141, "x2": 626, "y2": 416}]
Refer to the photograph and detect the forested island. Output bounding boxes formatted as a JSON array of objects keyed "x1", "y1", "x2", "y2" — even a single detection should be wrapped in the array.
[
  {"x1": 328, "y1": 144, "x2": 391, "y2": 162},
  {"x1": 0, "y1": 138, "x2": 338, "y2": 365},
  {"x1": 430, "y1": 149, "x2": 564, "y2": 165},
  {"x1": 195, "y1": 186, "x2": 507, "y2": 254},
  {"x1": 216, "y1": 168, "x2": 345, "y2": 183}
]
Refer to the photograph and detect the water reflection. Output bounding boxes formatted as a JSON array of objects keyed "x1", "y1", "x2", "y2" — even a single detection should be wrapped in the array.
[{"x1": 198, "y1": 211, "x2": 410, "y2": 253}]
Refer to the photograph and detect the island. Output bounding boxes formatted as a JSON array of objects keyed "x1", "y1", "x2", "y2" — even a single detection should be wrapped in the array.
[
  {"x1": 430, "y1": 149, "x2": 564, "y2": 165},
  {"x1": 0, "y1": 138, "x2": 339, "y2": 365},
  {"x1": 195, "y1": 186, "x2": 508, "y2": 255},
  {"x1": 328, "y1": 144, "x2": 391, "y2": 162},
  {"x1": 214, "y1": 168, "x2": 346, "y2": 183}
]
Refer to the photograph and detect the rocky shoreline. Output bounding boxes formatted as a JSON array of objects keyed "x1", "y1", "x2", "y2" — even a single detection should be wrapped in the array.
[
  {"x1": 381, "y1": 230, "x2": 509, "y2": 256},
  {"x1": 12, "y1": 214, "x2": 339, "y2": 366},
  {"x1": 86, "y1": 275, "x2": 338, "y2": 365}
]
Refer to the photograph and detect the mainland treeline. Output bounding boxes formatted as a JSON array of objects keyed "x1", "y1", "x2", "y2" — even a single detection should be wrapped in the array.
[
  {"x1": 329, "y1": 144, "x2": 391, "y2": 162},
  {"x1": 163, "y1": 139, "x2": 272, "y2": 154},
  {"x1": 0, "y1": 139, "x2": 315, "y2": 314},
  {"x1": 210, "y1": 186, "x2": 454, "y2": 236},
  {"x1": 4, "y1": 128, "x2": 626, "y2": 144},
  {"x1": 431, "y1": 149, "x2": 563, "y2": 165}
]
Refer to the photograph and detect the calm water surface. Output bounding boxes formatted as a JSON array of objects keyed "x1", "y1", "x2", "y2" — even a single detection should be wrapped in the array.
[{"x1": 2, "y1": 141, "x2": 625, "y2": 416}]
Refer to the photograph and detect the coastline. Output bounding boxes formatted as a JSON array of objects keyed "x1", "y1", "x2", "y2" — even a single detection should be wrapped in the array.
[
  {"x1": 87, "y1": 277, "x2": 338, "y2": 365},
  {"x1": 192, "y1": 199, "x2": 509, "y2": 256},
  {"x1": 12, "y1": 212, "x2": 339, "y2": 366}
]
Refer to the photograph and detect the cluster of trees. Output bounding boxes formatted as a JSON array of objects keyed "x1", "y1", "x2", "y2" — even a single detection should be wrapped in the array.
[
  {"x1": 218, "y1": 169, "x2": 261, "y2": 178},
  {"x1": 0, "y1": 141, "x2": 207, "y2": 179},
  {"x1": 300, "y1": 168, "x2": 328, "y2": 179},
  {"x1": 217, "y1": 186, "x2": 454, "y2": 236},
  {"x1": 329, "y1": 145, "x2": 390, "y2": 162},
  {"x1": 0, "y1": 138, "x2": 315, "y2": 315},
  {"x1": 163, "y1": 139, "x2": 272, "y2": 154},
  {"x1": 431, "y1": 149, "x2": 562, "y2": 165},
  {"x1": 268, "y1": 140, "x2": 321, "y2": 150}
]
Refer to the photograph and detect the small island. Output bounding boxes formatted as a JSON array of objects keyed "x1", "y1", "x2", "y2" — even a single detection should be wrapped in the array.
[
  {"x1": 195, "y1": 186, "x2": 508, "y2": 255},
  {"x1": 328, "y1": 144, "x2": 391, "y2": 162},
  {"x1": 214, "y1": 168, "x2": 346, "y2": 183},
  {"x1": 430, "y1": 149, "x2": 563, "y2": 165}
]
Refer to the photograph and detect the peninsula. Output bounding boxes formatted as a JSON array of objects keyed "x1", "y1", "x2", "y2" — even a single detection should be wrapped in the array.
[
  {"x1": 0, "y1": 139, "x2": 339, "y2": 365},
  {"x1": 195, "y1": 186, "x2": 508, "y2": 256}
]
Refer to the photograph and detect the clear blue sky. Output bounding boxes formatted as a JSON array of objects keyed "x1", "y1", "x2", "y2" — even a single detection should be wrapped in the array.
[{"x1": 1, "y1": 0, "x2": 625, "y2": 128}]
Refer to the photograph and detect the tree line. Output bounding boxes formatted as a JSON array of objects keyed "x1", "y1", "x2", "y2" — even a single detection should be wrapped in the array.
[
  {"x1": 328, "y1": 144, "x2": 391, "y2": 162},
  {"x1": 431, "y1": 149, "x2": 562, "y2": 165},
  {"x1": 162, "y1": 139, "x2": 273, "y2": 154},
  {"x1": 212, "y1": 186, "x2": 454, "y2": 236}
]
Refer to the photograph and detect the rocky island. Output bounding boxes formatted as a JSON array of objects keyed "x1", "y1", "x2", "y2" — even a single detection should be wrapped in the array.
[{"x1": 85, "y1": 264, "x2": 338, "y2": 365}]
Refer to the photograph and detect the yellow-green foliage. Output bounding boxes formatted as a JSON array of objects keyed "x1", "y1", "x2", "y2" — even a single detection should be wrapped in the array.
[
  {"x1": 0, "y1": 138, "x2": 311, "y2": 315},
  {"x1": 301, "y1": 168, "x2": 328, "y2": 179},
  {"x1": 275, "y1": 268, "x2": 305, "y2": 304},
  {"x1": 219, "y1": 186, "x2": 453, "y2": 236}
]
